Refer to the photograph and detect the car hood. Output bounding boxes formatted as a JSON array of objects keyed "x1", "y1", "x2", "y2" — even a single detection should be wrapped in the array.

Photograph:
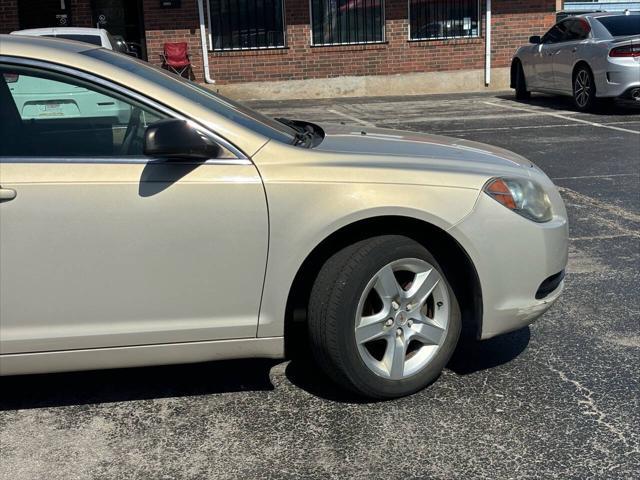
[{"x1": 314, "y1": 124, "x2": 534, "y2": 170}]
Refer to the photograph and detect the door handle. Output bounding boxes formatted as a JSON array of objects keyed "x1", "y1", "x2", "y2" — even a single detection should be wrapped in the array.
[
  {"x1": 572, "y1": 47, "x2": 578, "y2": 53},
  {"x1": 0, "y1": 187, "x2": 17, "y2": 202}
]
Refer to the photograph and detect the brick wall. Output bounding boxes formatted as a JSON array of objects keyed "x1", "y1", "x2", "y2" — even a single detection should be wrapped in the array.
[
  {"x1": 69, "y1": 0, "x2": 93, "y2": 27},
  {"x1": 2, "y1": 0, "x2": 556, "y2": 86},
  {"x1": 142, "y1": 0, "x2": 204, "y2": 81},
  {"x1": 0, "y1": 0, "x2": 19, "y2": 33},
  {"x1": 203, "y1": 0, "x2": 556, "y2": 85}
]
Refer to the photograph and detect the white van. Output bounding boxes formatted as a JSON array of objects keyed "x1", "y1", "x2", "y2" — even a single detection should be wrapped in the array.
[{"x1": 10, "y1": 27, "x2": 126, "y2": 51}]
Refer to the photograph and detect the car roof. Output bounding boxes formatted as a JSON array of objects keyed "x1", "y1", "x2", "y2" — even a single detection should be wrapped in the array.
[{"x1": 10, "y1": 27, "x2": 107, "y2": 36}]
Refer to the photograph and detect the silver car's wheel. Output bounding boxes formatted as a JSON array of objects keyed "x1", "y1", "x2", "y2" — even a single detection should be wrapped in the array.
[
  {"x1": 355, "y1": 259, "x2": 450, "y2": 380},
  {"x1": 573, "y1": 66, "x2": 596, "y2": 111},
  {"x1": 308, "y1": 235, "x2": 461, "y2": 399}
]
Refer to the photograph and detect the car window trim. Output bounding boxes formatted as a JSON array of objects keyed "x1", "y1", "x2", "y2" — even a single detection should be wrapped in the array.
[{"x1": 0, "y1": 56, "x2": 249, "y2": 164}]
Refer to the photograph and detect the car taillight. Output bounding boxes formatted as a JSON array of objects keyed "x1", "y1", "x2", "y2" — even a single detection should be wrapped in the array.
[
  {"x1": 609, "y1": 45, "x2": 640, "y2": 57},
  {"x1": 2, "y1": 72, "x2": 19, "y2": 83}
]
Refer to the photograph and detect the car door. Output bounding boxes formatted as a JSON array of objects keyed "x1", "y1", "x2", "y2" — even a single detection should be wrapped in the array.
[
  {"x1": 531, "y1": 22, "x2": 570, "y2": 90},
  {"x1": 552, "y1": 18, "x2": 591, "y2": 93},
  {"x1": 0, "y1": 62, "x2": 269, "y2": 355}
]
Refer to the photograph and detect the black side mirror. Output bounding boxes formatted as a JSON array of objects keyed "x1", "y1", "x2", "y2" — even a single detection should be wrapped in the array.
[
  {"x1": 144, "y1": 119, "x2": 222, "y2": 161},
  {"x1": 529, "y1": 35, "x2": 542, "y2": 44}
]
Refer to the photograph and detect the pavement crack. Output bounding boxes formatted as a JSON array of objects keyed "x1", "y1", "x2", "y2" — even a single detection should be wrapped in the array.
[{"x1": 546, "y1": 361, "x2": 636, "y2": 451}]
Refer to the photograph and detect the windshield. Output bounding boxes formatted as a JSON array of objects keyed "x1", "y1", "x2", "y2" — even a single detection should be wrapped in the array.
[
  {"x1": 596, "y1": 15, "x2": 640, "y2": 36},
  {"x1": 82, "y1": 48, "x2": 297, "y2": 144}
]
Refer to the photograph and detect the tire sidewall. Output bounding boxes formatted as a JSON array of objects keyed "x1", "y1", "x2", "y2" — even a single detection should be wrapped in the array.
[
  {"x1": 515, "y1": 62, "x2": 530, "y2": 100},
  {"x1": 330, "y1": 238, "x2": 461, "y2": 399}
]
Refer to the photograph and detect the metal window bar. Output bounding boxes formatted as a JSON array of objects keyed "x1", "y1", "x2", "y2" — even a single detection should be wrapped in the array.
[
  {"x1": 409, "y1": 0, "x2": 481, "y2": 41},
  {"x1": 209, "y1": 0, "x2": 286, "y2": 51},
  {"x1": 310, "y1": 0, "x2": 385, "y2": 46}
]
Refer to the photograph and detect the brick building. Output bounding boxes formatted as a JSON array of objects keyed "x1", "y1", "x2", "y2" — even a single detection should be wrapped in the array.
[{"x1": 0, "y1": 1, "x2": 561, "y2": 99}]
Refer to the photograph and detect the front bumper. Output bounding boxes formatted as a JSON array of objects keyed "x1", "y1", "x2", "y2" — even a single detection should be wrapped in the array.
[{"x1": 449, "y1": 187, "x2": 569, "y2": 339}]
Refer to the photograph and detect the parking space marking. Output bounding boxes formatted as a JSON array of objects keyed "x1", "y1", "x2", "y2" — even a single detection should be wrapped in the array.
[
  {"x1": 429, "y1": 120, "x2": 640, "y2": 135},
  {"x1": 483, "y1": 101, "x2": 640, "y2": 135},
  {"x1": 378, "y1": 112, "x2": 546, "y2": 125},
  {"x1": 552, "y1": 173, "x2": 639, "y2": 181},
  {"x1": 570, "y1": 234, "x2": 639, "y2": 241},
  {"x1": 558, "y1": 186, "x2": 640, "y2": 239},
  {"x1": 327, "y1": 107, "x2": 375, "y2": 127}
]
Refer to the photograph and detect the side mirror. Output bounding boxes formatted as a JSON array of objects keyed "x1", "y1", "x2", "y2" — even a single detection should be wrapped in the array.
[
  {"x1": 529, "y1": 35, "x2": 542, "y2": 44},
  {"x1": 144, "y1": 119, "x2": 222, "y2": 161}
]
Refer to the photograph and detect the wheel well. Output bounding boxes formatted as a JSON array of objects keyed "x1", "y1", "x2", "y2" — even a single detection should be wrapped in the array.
[
  {"x1": 572, "y1": 61, "x2": 592, "y2": 83},
  {"x1": 284, "y1": 216, "x2": 483, "y2": 359},
  {"x1": 510, "y1": 58, "x2": 522, "y2": 89}
]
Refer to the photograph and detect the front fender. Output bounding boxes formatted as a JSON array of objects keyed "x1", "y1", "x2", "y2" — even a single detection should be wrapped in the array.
[{"x1": 256, "y1": 181, "x2": 481, "y2": 337}]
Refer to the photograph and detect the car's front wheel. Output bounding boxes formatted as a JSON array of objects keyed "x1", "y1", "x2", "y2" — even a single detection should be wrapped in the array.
[
  {"x1": 573, "y1": 65, "x2": 596, "y2": 112},
  {"x1": 308, "y1": 235, "x2": 461, "y2": 399}
]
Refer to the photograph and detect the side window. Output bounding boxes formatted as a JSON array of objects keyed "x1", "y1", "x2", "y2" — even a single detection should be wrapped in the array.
[
  {"x1": 565, "y1": 19, "x2": 591, "y2": 41},
  {"x1": 0, "y1": 64, "x2": 166, "y2": 158},
  {"x1": 542, "y1": 22, "x2": 568, "y2": 44}
]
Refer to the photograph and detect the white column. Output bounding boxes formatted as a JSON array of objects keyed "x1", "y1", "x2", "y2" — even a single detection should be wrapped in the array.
[
  {"x1": 197, "y1": 0, "x2": 216, "y2": 84},
  {"x1": 485, "y1": 0, "x2": 492, "y2": 86}
]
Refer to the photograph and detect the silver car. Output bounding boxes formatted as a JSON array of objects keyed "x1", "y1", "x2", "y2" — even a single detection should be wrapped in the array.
[
  {"x1": 511, "y1": 13, "x2": 640, "y2": 111},
  {"x1": 0, "y1": 35, "x2": 568, "y2": 399}
]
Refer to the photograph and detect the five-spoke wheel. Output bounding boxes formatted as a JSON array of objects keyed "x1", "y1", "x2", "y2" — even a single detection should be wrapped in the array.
[
  {"x1": 573, "y1": 66, "x2": 596, "y2": 112},
  {"x1": 308, "y1": 235, "x2": 461, "y2": 399},
  {"x1": 355, "y1": 259, "x2": 449, "y2": 380}
]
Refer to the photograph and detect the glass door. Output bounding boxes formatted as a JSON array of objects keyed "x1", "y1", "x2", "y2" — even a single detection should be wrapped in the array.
[{"x1": 91, "y1": 0, "x2": 147, "y2": 60}]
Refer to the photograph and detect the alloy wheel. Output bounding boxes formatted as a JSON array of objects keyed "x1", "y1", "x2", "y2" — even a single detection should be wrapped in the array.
[
  {"x1": 354, "y1": 258, "x2": 450, "y2": 380},
  {"x1": 574, "y1": 70, "x2": 592, "y2": 108}
]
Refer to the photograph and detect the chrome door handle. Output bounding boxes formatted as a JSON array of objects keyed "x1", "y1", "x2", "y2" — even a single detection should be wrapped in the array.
[{"x1": 0, "y1": 187, "x2": 17, "y2": 202}]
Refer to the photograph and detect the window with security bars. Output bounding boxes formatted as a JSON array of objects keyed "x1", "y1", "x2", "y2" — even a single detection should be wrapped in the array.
[
  {"x1": 209, "y1": 0, "x2": 285, "y2": 51},
  {"x1": 409, "y1": 0, "x2": 481, "y2": 41},
  {"x1": 310, "y1": 0, "x2": 385, "y2": 46}
]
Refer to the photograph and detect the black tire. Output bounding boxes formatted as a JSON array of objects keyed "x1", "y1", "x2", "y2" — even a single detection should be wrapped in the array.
[
  {"x1": 308, "y1": 235, "x2": 461, "y2": 399},
  {"x1": 514, "y1": 62, "x2": 531, "y2": 100},
  {"x1": 573, "y1": 65, "x2": 596, "y2": 112}
]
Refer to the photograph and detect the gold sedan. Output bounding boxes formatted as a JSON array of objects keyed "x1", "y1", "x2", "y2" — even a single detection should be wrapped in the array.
[{"x1": 0, "y1": 35, "x2": 568, "y2": 398}]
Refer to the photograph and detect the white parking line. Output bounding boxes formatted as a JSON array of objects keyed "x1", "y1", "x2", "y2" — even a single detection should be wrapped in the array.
[
  {"x1": 327, "y1": 108, "x2": 375, "y2": 127},
  {"x1": 553, "y1": 173, "x2": 639, "y2": 181},
  {"x1": 482, "y1": 101, "x2": 640, "y2": 135},
  {"x1": 430, "y1": 120, "x2": 640, "y2": 135}
]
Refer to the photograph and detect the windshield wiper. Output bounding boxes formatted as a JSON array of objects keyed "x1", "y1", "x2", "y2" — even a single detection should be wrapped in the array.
[{"x1": 276, "y1": 117, "x2": 315, "y2": 147}]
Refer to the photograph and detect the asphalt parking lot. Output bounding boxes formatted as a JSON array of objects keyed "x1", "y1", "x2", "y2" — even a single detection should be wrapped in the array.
[{"x1": 1, "y1": 91, "x2": 638, "y2": 479}]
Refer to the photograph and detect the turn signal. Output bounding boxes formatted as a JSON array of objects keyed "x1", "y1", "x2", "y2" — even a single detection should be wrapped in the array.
[{"x1": 485, "y1": 178, "x2": 517, "y2": 210}]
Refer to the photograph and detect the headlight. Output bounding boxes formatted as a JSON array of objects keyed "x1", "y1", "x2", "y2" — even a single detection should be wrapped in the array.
[{"x1": 483, "y1": 177, "x2": 553, "y2": 223}]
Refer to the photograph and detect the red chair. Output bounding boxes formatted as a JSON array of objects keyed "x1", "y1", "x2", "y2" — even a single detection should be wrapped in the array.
[{"x1": 161, "y1": 42, "x2": 191, "y2": 77}]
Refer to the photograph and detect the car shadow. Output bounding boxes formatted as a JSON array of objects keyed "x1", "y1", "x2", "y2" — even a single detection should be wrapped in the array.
[
  {"x1": 0, "y1": 358, "x2": 279, "y2": 411},
  {"x1": 138, "y1": 161, "x2": 204, "y2": 197},
  {"x1": 495, "y1": 93, "x2": 640, "y2": 116},
  {"x1": 284, "y1": 327, "x2": 531, "y2": 403},
  {"x1": 0, "y1": 328, "x2": 531, "y2": 410},
  {"x1": 447, "y1": 326, "x2": 531, "y2": 375}
]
